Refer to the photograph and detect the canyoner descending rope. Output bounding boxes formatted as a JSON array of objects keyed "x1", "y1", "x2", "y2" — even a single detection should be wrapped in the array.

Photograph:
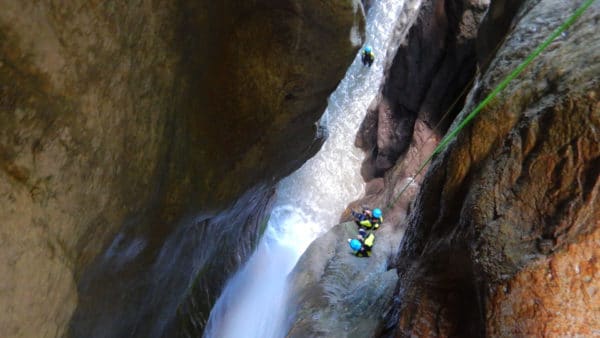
[
  {"x1": 204, "y1": 0, "x2": 412, "y2": 336},
  {"x1": 386, "y1": 0, "x2": 597, "y2": 210}
]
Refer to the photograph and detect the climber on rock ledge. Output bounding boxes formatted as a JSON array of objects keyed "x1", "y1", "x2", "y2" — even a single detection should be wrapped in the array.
[
  {"x1": 348, "y1": 228, "x2": 375, "y2": 257},
  {"x1": 351, "y1": 207, "x2": 383, "y2": 230},
  {"x1": 361, "y1": 45, "x2": 375, "y2": 67}
]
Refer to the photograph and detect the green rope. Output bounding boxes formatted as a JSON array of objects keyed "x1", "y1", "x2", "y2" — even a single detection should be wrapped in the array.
[{"x1": 387, "y1": 0, "x2": 596, "y2": 209}]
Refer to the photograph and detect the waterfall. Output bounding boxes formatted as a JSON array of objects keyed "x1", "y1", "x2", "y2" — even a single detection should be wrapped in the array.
[{"x1": 204, "y1": 1, "x2": 410, "y2": 337}]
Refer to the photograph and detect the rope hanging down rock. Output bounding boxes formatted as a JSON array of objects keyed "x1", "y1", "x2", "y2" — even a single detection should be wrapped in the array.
[{"x1": 386, "y1": 0, "x2": 597, "y2": 210}]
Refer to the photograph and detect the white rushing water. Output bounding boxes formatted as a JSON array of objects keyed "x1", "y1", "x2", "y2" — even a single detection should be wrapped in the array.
[{"x1": 204, "y1": 1, "x2": 407, "y2": 337}]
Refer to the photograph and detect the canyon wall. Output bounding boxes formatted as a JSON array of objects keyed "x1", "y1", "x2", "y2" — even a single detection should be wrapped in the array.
[
  {"x1": 0, "y1": 1, "x2": 363, "y2": 337},
  {"x1": 387, "y1": 0, "x2": 599, "y2": 336},
  {"x1": 287, "y1": 0, "x2": 598, "y2": 337},
  {"x1": 285, "y1": 0, "x2": 490, "y2": 335},
  {"x1": 349, "y1": 0, "x2": 489, "y2": 224}
]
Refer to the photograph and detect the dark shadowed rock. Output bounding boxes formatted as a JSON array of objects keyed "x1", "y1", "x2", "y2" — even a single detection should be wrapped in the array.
[
  {"x1": 70, "y1": 185, "x2": 276, "y2": 338},
  {"x1": 0, "y1": 1, "x2": 364, "y2": 337},
  {"x1": 387, "y1": 0, "x2": 599, "y2": 336},
  {"x1": 349, "y1": 0, "x2": 489, "y2": 232},
  {"x1": 284, "y1": 2, "x2": 488, "y2": 334},
  {"x1": 174, "y1": 0, "x2": 366, "y2": 210},
  {"x1": 356, "y1": 0, "x2": 489, "y2": 180},
  {"x1": 476, "y1": 0, "x2": 525, "y2": 73}
]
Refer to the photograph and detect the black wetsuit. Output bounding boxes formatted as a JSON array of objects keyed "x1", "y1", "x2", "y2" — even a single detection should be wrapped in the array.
[{"x1": 362, "y1": 51, "x2": 374, "y2": 67}]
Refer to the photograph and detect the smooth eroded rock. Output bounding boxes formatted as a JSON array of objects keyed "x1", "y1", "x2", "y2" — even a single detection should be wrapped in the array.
[
  {"x1": 286, "y1": 222, "x2": 402, "y2": 338},
  {"x1": 0, "y1": 1, "x2": 364, "y2": 336},
  {"x1": 387, "y1": 0, "x2": 599, "y2": 336}
]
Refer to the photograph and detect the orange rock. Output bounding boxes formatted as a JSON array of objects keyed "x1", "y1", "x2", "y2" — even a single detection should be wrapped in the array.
[{"x1": 487, "y1": 228, "x2": 600, "y2": 337}]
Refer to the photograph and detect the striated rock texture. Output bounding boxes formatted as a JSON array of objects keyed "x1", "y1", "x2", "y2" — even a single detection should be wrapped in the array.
[
  {"x1": 174, "y1": 0, "x2": 365, "y2": 210},
  {"x1": 0, "y1": 1, "x2": 363, "y2": 337},
  {"x1": 70, "y1": 185, "x2": 276, "y2": 338},
  {"x1": 348, "y1": 0, "x2": 490, "y2": 226},
  {"x1": 356, "y1": 0, "x2": 490, "y2": 180},
  {"x1": 285, "y1": 222, "x2": 402, "y2": 338},
  {"x1": 487, "y1": 227, "x2": 599, "y2": 336},
  {"x1": 345, "y1": 0, "x2": 491, "y2": 240},
  {"x1": 386, "y1": 0, "x2": 599, "y2": 336},
  {"x1": 287, "y1": 0, "x2": 598, "y2": 337},
  {"x1": 284, "y1": 0, "x2": 444, "y2": 336}
]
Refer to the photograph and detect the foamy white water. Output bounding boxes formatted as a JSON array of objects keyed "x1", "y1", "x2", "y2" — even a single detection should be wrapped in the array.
[{"x1": 204, "y1": 1, "x2": 410, "y2": 337}]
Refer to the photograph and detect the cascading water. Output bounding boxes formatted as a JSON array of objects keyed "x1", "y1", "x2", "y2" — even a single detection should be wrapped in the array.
[{"x1": 204, "y1": 1, "x2": 409, "y2": 337}]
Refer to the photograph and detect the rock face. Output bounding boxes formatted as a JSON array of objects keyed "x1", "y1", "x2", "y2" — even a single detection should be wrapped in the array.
[
  {"x1": 347, "y1": 0, "x2": 490, "y2": 234},
  {"x1": 287, "y1": 0, "x2": 598, "y2": 337},
  {"x1": 487, "y1": 228, "x2": 599, "y2": 337},
  {"x1": 386, "y1": 0, "x2": 599, "y2": 336},
  {"x1": 174, "y1": 0, "x2": 365, "y2": 210},
  {"x1": 284, "y1": 0, "x2": 461, "y2": 335},
  {"x1": 285, "y1": 222, "x2": 401, "y2": 338},
  {"x1": 346, "y1": 0, "x2": 489, "y2": 239},
  {"x1": 0, "y1": 1, "x2": 363, "y2": 337},
  {"x1": 70, "y1": 185, "x2": 277, "y2": 338},
  {"x1": 356, "y1": 0, "x2": 489, "y2": 180}
]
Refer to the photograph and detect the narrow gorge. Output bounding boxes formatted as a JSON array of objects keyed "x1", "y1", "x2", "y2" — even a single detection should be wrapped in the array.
[{"x1": 1, "y1": 0, "x2": 598, "y2": 337}]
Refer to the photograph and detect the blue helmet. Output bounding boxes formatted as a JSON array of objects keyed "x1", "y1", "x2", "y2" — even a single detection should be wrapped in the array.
[
  {"x1": 349, "y1": 239, "x2": 362, "y2": 251},
  {"x1": 364, "y1": 46, "x2": 372, "y2": 53},
  {"x1": 373, "y1": 208, "x2": 382, "y2": 218}
]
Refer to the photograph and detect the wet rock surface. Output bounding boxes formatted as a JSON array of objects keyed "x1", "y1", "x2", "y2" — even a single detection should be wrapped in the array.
[
  {"x1": 286, "y1": 222, "x2": 402, "y2": 338},
  {"x1": 487, "y1": 227, "x2": 599, "y2": 337},
  {"x1": 70, "y1": 185, "x2": 276, "y2": 338},
  {"x1": 386, "y1": 0, "x2": 600, "y2": 336},
  {"x1": 3, "y1": 0, "x2": 597, "y2": 336},
  {"x1": 0, "y1": 1, "x2": 362, "y2": 337},
  {"x1": 289, "y1": 0, "x2": 598, "y2": 337},
  {"x1": 356, "y1": 0, "x2": 489, "y2": 179},
  {"x1": 287, "y1": 0, "x2": 489, "y2": 335}
]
